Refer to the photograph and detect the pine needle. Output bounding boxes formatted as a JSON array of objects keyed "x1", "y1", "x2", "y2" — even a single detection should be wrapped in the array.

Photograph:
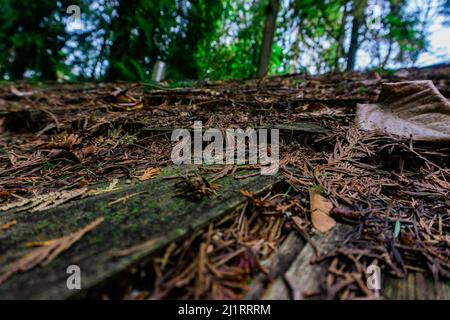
[{"x1": 0, "y1": 217, "x2": 104, "y2": 284}]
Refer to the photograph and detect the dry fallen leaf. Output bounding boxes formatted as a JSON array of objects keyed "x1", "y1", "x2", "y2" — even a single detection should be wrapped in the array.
[
  {"x1": 0, "y1": 217, "x2": 104, "y2": 284},
  {"x1": 357, "y1": 81, "x2": 450, "y2": 141},
  {"x1": 139, "y1": 167, "x2": 161, "y2": 181},
  {"x1": 309, "y1": 188, "x2": 336, "y2": 233}
]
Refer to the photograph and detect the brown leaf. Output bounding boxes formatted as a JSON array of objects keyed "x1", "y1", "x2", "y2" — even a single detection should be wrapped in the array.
[
  {"x1": 139, "y1": 167, "x2": 161, "y2": 181},
  {"x1": 357, "y1": 81, "x2": 450, "y2": 141},
  {"x1": 0, "y1": 217, "x2": 104, "y2": 284},
  {"x1": 309, "y1": 189, "x2": 336, "y2": 233}
]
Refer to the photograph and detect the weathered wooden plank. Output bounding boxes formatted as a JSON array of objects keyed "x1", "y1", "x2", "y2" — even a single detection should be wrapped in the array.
[
  {"x1": 0, "y1": 166, "x2": 280, "y2": 299},
  {"x1": 257, "y1": 223, "x2": 450, "y2": 300},
  {"x1": 244, "y1": 232, "x2": 306, "y2": 300},
  {"x1": 140, "y1": 121, "x2": 328, "y2": 135},
  {"x1": 261, "y1": 224, "x2": 353, "y2": 300},
  {"x1": 384, "y1": 272, "x2": 450, "y2": 300},
  {"x1": 260, "y1": 121, "x2": 329, "y2": 134}
]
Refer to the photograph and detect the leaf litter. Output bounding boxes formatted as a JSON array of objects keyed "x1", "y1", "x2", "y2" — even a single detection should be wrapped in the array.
[{"x1": 0, "y1": 67, "x2": 449, "y2": 299}]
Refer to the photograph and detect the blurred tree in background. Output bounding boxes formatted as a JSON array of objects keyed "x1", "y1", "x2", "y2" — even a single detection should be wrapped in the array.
[
  {"x1": 0, "y1": 0, "x2": 448, "y2": 81},
  {"x1": 0, "y1": 0, "x2": 71, "y2": 80}
]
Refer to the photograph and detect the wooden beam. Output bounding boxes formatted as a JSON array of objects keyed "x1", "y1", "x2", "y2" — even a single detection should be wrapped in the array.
[{"x1": 0, "y1": 165, "x2": 280, "y2": 299}]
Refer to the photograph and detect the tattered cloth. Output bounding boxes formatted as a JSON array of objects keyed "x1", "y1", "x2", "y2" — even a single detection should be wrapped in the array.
[{"x1": 356, "y1": 80, "x2": 450, "y2": 141}]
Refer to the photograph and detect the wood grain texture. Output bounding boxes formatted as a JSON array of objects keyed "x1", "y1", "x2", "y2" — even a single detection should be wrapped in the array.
[
  {"x1": 261, "y1": 224, "x2": 353, "y2": 300},
  {"x1": 384, "y1": 272, "x2": 450, "y2": 300},
  {"x1": 258, "y1": 222, "x2": 450, "y2": 300},
  {"x1": 0, "y1": 166, "x2": 280, "y2": 299}
]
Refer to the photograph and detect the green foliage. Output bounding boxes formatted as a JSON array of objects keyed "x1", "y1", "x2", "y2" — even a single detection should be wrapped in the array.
[
  {"x1": 196, "y1": 0, "x2": 266, "y2": 79},
  {"x1": 167, "y1": 0, "x2": 224, "y2": 79},
  {"x1": 0, "y1": 0, "x2": 70, "y2": 80},
  {"x1": 0, "y1": 0, "x2": 444, "y2": 81}
]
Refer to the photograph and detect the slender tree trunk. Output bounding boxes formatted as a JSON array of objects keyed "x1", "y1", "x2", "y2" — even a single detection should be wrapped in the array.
[
  {"x1": 90, "y1": 31, "x2": 109, "y2": 80},
  {"x1": 257, "y1": 0, "x2": 280, "y2": 78},
  {"x1": 290, "y1": 22, "x2": 301, "y2": 72},
  {"x1": 334, "y1": 4, "x2": 348, "y2": 73},
  {"x1": 346, "y1": 0, "x2": 367, "y2": 72},
  {"x1": 380, "y1": 40, "x2": 393, "y2": 70}
]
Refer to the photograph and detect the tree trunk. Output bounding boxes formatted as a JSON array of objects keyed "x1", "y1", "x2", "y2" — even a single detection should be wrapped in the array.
[
  {"x1": 334, "y1": 4, "x2": 348, "y2": 73},
  {"x1": 257, "y1": 0, "x2": 280, "y2": 78},
  {"x1": 290, "y1": 23, "x2": 301, "y2": 72},
  {"x1": 380, "y1": 40, "x2": 393, "y2": 70},
  {"x1": 346, "y1": 0, "x2": 367, "y2": 72}
]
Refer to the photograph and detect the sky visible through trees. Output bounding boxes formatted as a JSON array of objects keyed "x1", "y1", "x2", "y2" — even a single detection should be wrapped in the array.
[{"x1": 0, "y1": 0, "x2": 449, "y2": 81}]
